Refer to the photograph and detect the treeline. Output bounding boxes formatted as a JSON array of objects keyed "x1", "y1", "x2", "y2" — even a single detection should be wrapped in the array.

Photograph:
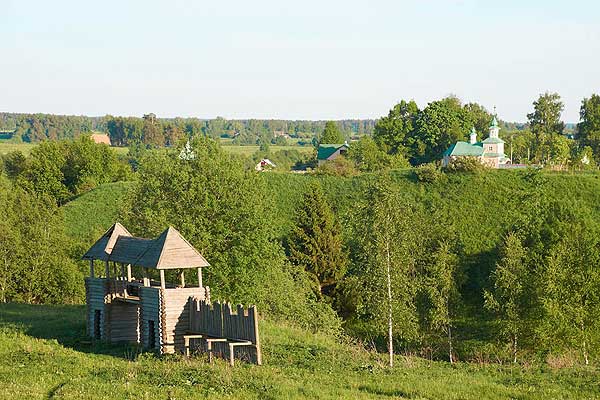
[
  {"x1": 0, "y1": 112, "x2": 375, "y2": 146},
  {"x1": 0, "y1": 113, "x2": 104, "y2": 142}
]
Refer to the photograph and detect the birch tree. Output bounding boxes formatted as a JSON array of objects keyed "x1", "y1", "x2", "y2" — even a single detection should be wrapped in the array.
[
  {"x1": 358, "y1": 177, "x2": 421, "y2": 367},
  {"x1": 484, "y1": 232, "x2": 530, "y2": 363},
  {"x1": 424, "y1": 240, "x2": 460, "y2": 364},
  {"x1": 540, "y1": 222, "x2": 600, "y2": 365}
]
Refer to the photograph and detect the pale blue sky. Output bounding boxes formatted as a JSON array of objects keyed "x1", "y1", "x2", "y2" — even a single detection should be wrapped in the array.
[{"x1": 2, "y1": 0, "x2": 599, "y2": 122}]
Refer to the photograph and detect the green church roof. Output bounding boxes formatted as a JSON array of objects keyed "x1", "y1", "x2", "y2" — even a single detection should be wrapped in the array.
[
  {"x1": 444, "y1": 141, "x2": 484, "y2": 157},
  {"x1": 490, "y1": 116, "x2": 499, "y2": 128},
  {"x1": 317, "y1": 143, "x2": 348, "y2": 160},
  {"x1": 482, "y1": 137, "x2": 504, "y2": 144}
]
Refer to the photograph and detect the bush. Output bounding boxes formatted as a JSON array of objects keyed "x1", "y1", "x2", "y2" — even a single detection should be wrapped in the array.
[
  {"x1": 316, "y1": 157, "x2": 357, "y2": 177},
  {"x1": 444, "y1": 157, "x2": 487, "y2": 173},
  {"x1": 414, "y1": 162, "x2": 446, "y2": 183}
]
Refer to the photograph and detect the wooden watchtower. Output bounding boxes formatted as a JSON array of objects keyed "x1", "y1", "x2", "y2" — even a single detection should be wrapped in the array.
[{"x1": 83, "y1": 223, "x2": 210, "y2": 354}]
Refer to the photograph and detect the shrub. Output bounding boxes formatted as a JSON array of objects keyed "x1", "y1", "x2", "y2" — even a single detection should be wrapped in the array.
[{"x1": 414, "y1": 162, "x2": 446, "y2": 183}]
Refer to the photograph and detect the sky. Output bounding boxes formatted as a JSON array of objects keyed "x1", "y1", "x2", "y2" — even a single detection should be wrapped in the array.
[{"x1": 2, "y1": 0, "x2": 599, "y2": 122}]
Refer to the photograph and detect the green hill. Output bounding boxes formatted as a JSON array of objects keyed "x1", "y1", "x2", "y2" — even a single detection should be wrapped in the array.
[
  {"x1": 0, "y1": 302, "x2": 597, "y2": 399},
  {"x1": 62, "y1": 181, "x2": 133, "y2": 242}
]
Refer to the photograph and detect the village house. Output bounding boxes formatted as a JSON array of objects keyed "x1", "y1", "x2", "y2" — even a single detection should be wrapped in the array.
[
  {"x1": 317, "y1": 142, "x2": 349, "y2": 166},
  {"x1": 442, "y1": 116, "x2": 511, "y2": 168},
  {"x1": 90, "y1": 133, "x2": 111, "y2": 145}
]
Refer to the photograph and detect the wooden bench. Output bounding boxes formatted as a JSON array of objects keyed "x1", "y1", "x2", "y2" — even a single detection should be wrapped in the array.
[{"x1": 183, "y1": 332, "x2": 257, "y2": 366}]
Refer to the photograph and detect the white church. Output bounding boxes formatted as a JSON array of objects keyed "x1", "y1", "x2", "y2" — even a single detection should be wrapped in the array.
[{"x1": 442, "y1": 115, "x2": 511, "y2": 168}]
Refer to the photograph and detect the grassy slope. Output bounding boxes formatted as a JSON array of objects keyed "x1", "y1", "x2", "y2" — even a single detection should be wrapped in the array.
[
  {"x1": 62, "y1": 181, "x2": 133, "y2": 242},
  {"x1": 0, "y1": 303, "x2": 598, "y2": 400}
]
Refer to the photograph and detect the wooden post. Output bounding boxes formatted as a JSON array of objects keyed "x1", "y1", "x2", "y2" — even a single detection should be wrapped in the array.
[
  {"x1": 89, "y1": 260, "x2": 95, "y2": 278},
  {"x1": 126, "y1": 264, "x2": 132, "y2": 281},
  {"x1": 143, "y1": 268, "x2": 149, "y2": 287},
  {"x1": 120, "y1": 264, "x2": 127, "y2": 298},
  {"x1": 180, "y1": 270, "x2": 185, "y2": 288},
  {"x1": 197, "y1": 268, "x2": 203, "y2": 288},
  {"x1": 160, "y1": 270, "x2": 166, "y2": 289},
  {"x1": 105, "y1": 260, "x2": 110, "y2": 279}
]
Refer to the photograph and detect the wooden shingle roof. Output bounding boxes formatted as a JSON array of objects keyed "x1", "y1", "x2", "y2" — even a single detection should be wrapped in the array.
[
  {"x1": 109, "y1": 236, "x2": 153, "y2": 265},
  {"x1": 131, "y1": 227, "x2": 210, "y2": 269},
  {"x1": 83, "y1": 223, "x2": 210, "y2": 269},
  {"x1": 82, "y1": 222, "x2": 132, "y2": 261}
]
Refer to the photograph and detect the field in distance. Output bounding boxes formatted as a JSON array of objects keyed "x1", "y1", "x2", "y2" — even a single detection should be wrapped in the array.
[{"x1": 0, "y1": 139, "x2": 314, "y2": 157}]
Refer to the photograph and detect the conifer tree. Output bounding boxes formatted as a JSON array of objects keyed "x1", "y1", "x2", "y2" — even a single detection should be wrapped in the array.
[{"x1": 288, "y1": 181, "x2": 348, "y2": 298}]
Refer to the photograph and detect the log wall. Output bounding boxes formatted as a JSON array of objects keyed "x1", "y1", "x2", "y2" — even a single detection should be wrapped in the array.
[
  {"x1": 139, "y1": 286, "x2": 162, "y2": 350},
  {"x1": 107, "y1": 301, "x2": 140, "y2": 343},
  {"x1": 85, "y1": 277, "x2": 109, "y2": 340},
  {"x1": 160, "y1": 287, "x2": 206, "y2": 354}
]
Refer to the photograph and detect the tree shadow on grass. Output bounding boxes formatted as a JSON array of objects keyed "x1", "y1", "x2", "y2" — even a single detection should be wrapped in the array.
[{"x1": 0, "y1": 302, "x2": 147, "y2": 360}]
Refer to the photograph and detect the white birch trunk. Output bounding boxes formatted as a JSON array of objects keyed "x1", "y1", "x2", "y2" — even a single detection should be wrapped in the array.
[{"x1": 386, "y1": 238, "x2": 393, "y2": 368}]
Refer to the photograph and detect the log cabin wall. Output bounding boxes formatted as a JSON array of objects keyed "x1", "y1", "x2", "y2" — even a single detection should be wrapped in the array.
[
  {"x1": 85, "y1": 277, "x2": 109, "y2": 340},
  {"x1": 107, "y1": 300, "x2": 140, "y2": 343},
  {"x1": 162, "y1": 287, "x2": 207, "y2": 354},
  {"x1": 139, "y1": 286, "x2": 162, "y2": 351}
]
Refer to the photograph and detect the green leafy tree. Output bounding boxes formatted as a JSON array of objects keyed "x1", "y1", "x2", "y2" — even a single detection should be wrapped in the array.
[
  {"x1": 320, "y1": 121, "x2": 345, "y2": 144},
  {"x1": 412, "y1": 96, "x2": 472, "y2": 163},
  {"x1": 122, "y1": 137, "x2": 340, "y2": 332},
  {"x1": 17, "y1": 141, "x2": 70, "y2": 203},
  {"x1": 347, "y1": 136, "x2": 409, "y2": 172},
  {"x1": 463, "y1": 102, "x2": 493, "y2": 137},
  {"x1": 527, "y1": 92, "x2": 565, "y2": 162},
  {"x1": 540, "y1": 216, "x2": 600, "y2": 365},
  {"x1": 577, "y1": 94, "x2": 600, "y2": 158},
  {"x1": 484, "y1": 232, "x2": 531, "y2": 363},
  {"x1": 424, "y1": 241, "x2": 460, "y2": 364},
  {"x1": 357, "y1": 177, "x2": 422, "y2": 366},
  {"x1": 288, "y1": 182, "x2": 348, "y2": 298},
  {"x1": 372, "y1": 100, "x2": 419, "y2": 157}
]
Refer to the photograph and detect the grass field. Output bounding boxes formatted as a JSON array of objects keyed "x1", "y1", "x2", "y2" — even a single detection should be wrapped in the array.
[
  {"x1": 0, "y1": 141, "x2": 129, "y2": 156},
  {"x1": 0, "y1": 302, "x2": 598, "y2": 399}
]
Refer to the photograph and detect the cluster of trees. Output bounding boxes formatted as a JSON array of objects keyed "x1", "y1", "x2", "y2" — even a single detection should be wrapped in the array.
[
  {"x1": 120, "y1": 138, "x2": 340, "y2": 333},
  {"x1": 286, "y1": 170, "x2": 600, "y2": 365},
  {"x1": 0, "y1": 176, "x2": 83, "y2": 304},
  {"x1": 1, "y1": 135, "x2": 130, "y2": 204},
  {"x1": 367, "y1": 93, "x2": 600, "y2": 169}
]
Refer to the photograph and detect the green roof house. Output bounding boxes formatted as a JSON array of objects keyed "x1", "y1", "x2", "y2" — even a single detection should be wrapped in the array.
[
  {"x1": 442, "y1": 115, "x2": 510, "y2": 168},
  {"x1": 317, "y1": 142, "x2": 349, "y2": 166}
]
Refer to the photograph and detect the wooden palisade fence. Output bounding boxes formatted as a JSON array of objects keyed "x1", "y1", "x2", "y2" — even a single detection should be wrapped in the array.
[{"x1": 186, "y1": 298, "x2": 262, "y2": 366}]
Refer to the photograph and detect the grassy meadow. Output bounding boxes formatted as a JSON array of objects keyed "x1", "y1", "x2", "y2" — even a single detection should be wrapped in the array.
[{"x1": 1, "y1": 302, "x2": 599, "y2": 400}]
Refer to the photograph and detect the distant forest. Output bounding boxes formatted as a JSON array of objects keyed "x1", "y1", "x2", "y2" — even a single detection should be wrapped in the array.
[{"x1": 0, "y1": 112, "x2": 376, "y2": 146}]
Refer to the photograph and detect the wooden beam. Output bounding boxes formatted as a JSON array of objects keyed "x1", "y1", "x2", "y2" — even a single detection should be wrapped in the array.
[
  {"x1": 89, "y1": 260, "x2": 95, "y2": 278},
  {"x1": 105, "y1": 260, "x2": 109, "y2": 279},
  {"x1": 126, "y1": 264, "x2": 132, "y2": 281},
  {"x1": 180, "y1": 270, "x2": 185, "y2": 288},
  {"x1": 143, "y1": 268, "x2": 149, "y2": 287},
  {"x1": 197, "y1": 268, "x2": 203, "y2": 288},
  {"x1": 160, "y1": 270, "x2": 166, "y2": 289}
]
